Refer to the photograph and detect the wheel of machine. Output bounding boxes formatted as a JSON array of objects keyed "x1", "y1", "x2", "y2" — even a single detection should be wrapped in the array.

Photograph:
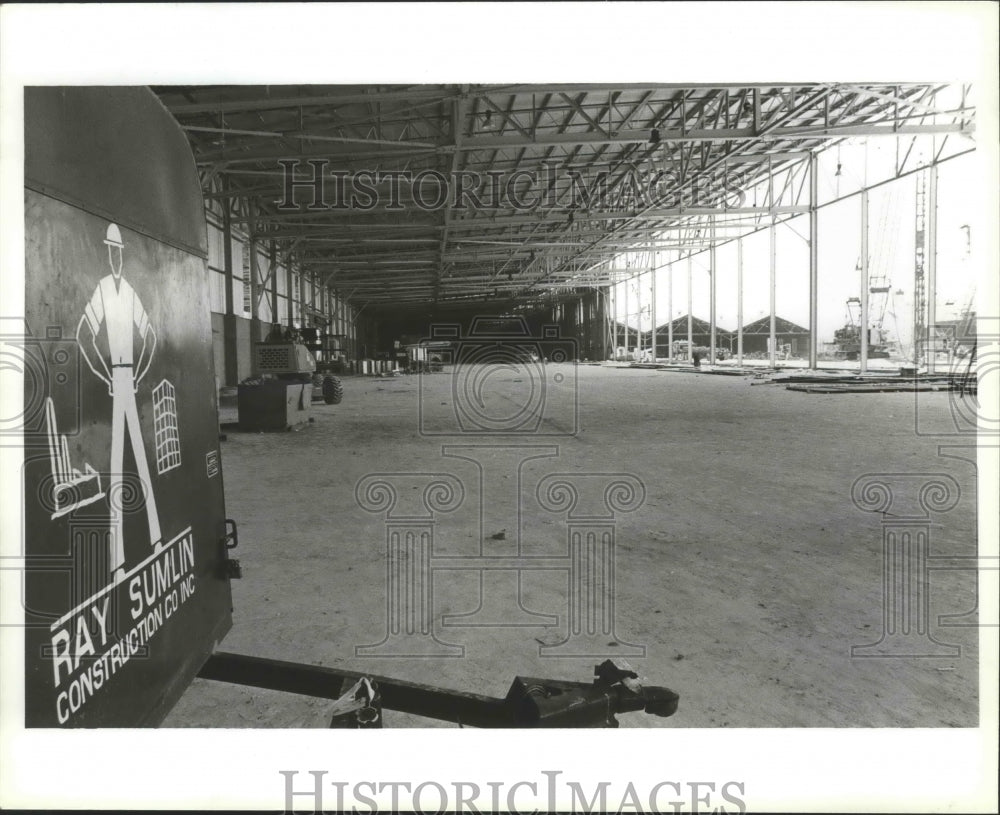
[{"x1": 322, "y1": 375, "x2": 344, "y2": 405}]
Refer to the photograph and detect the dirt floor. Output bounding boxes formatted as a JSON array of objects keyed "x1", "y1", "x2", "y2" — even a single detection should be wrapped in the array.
[{"x1": 163, "y1": 363, "x2": 980, "y2": 728}]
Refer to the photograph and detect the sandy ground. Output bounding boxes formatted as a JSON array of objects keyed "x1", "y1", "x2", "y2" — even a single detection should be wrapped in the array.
[{"x1": 163, "y1": 364, "x2": 979, "y2": 728}]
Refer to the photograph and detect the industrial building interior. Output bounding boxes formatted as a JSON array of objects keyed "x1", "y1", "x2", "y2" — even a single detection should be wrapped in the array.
[{"x1": 126, "y1": 82, "x2": 988, "y2": 729}]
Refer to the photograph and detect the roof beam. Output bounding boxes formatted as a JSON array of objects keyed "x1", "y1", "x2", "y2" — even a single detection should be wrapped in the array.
[
  {"x1": 163, "y1": 86, "x2": 460, "y2": 115},
  {"x1": 459, "y1": 121, "x2": 968, "y2": 150}
]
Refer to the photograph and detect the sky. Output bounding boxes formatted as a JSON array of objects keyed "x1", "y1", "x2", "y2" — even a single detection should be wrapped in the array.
[{"x1": 612, "y1": 137, "x2": 980, "y2": 353}]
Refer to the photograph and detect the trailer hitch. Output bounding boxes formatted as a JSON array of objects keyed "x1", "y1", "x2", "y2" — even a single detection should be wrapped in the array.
[
  {"x1": 218, "y1": 518, "x2": 242, "y2": 580},
  {"x1": 507, "y1": 659, "x2": 679, "y2": 727},
  {"x1": 198, "y1": 652, "x2": 678, "y2": 728}
]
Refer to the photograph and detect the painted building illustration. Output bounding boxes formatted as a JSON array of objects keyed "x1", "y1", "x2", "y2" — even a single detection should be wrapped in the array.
[{"x1": 152, "y1": 379, "x2": 182, "y2": 475}]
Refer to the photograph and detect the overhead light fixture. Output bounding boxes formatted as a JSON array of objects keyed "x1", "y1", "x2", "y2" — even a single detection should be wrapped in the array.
[
  {"x1": 482, "y1": 110, "x2": 493, "y2": 129},
  {"x1": 835, "y1": 163, "x2": 842, "y2": 177},
  {"x1": 650, "y1": 128, "x2": 661, "y2": 145}
]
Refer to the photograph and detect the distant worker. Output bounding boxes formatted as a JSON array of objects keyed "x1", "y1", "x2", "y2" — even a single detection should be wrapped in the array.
[{"x1": 76, "y1": 223, "x2": 161, "y2": 584}]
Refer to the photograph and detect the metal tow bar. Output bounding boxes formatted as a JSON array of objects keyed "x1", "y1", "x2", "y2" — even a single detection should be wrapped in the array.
[{"x1": 197, "y1": 652, "x2": 678, "y2": 728}]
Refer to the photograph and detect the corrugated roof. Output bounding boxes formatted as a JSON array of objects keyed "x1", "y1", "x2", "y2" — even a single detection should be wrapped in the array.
[{"x1": 740, "y1": 316, "x2": 810, "y2": 334}]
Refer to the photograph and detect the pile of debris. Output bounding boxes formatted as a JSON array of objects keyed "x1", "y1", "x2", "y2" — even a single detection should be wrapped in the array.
[{"x1": 761, "y1": 370, "x2": 974, "y2": 394}]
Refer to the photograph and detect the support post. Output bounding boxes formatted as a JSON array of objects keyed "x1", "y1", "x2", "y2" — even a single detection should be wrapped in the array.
[
  {"x1": 737, "y1": 238, "x2": 744, "y2": 367},
  {"x1": 624, "y1": 271, "x2": 630, "y2": 357},
  {"x1": 601, "y1": 287, "x2": 608, "y2": 361},
  {"x1": 634, "y1": 268, "x2": 642, "y2": 360},
  {"x1": 222, "y1": 187, "x2": 238, "y2": 386},
  {"x1": 927, "y1": 163, "x2": 938, "y2": 374},
  {"x1": 611, "y1": 277, "x2": 617, "y2": 358},
  {"x1": 286, "y1": 257, "x2": 295, "y2": 329},
  {"x1": 686, "y1": 254, "x2": 693, "y2": 363},
  {"x1": 650, "y1": 249, "x2": 657, "y2": 361},
  {"x1": 808, "y1": 151, "x2": 819, "y2": 369},
  {"x1": 667, "y1": 256, "x2": 674, "y2": 362},
  {"x1": 769, "y1": 218, "x2": 777, "y2": 367},
  {"x1": 248, "y1": 199, "x2": 260, "y2": 341},
  {"x1": 860, "y1": 188, "x2": 870, "y2": 372},
  {"x1": 269, "y1": 241, "x2": 278, "y2": 325},
  {"x1": 709, "y1": 218, "x2": 717, "y2": 364}
]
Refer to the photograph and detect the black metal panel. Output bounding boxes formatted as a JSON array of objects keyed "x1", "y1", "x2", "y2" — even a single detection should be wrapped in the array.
[
  {"x1": 21, "y1": 87, "x2": 231, "y2": 727},
  {"x1": 25, "y1": 86, "x2": 207, "y2": 259}
]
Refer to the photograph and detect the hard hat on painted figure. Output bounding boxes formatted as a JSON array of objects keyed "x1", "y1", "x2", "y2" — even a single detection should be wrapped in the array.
[{"x1": 103, "y1": 222, "x2": 124, "y2": 248}]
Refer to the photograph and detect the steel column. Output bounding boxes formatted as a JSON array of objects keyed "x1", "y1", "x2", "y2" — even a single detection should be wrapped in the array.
[
  {"x1": 769, "y1": 218, "x2": 777, "y2": 367},
  {"x1": 709, "y1": 218, "x2": 717, "y2": 364},
  {"x1": 651, "y1": 249, "x2": 658, "y2": 361},
  {"x1": 601, "y1": 287, "x2": 608, "y2": 361},
  {"x1": 222, "y1": 189, "x2": 238, "y2": 385},
  {"x1": 686, "y1": 254, "x2": 693, "y2": 363},
  {"x1": 285, "y1": 257, "x2": 295, "y2": 328},
  {"x1": 927, "y1": 163, "x2": 938, "y2": 374},
  {"x1": 860, "y1": 188, "x2": 870, "y2": 372},
  {"x1": 269, "y1": 241, "x2": 278, "y2": 324},
  {"x1": 624, "y1": 272, "x2": 630, "y2": 356},
  {"x1": 611, "y1": 275, "x2": 617, "y2": 357},
  {"x1": 667, "y1": 256, "x2": 673, "y2": 361},
  {"x1": 737, "y1": 238, "x2": 744, "y2": 366},
  {"x1": 248, "y1": 199, "x2": 259, "y2": 331},
  {"x1": 808, "y1": 152, "x2": 819, "y2": 369},
  {"x1": 635, "y1": 268, "x2": 642, "y2": 360}
]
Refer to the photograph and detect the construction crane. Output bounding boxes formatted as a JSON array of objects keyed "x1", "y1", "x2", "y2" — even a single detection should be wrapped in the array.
[{"x1": 833, "y1": 190, "x2": 899, "y2": 361}]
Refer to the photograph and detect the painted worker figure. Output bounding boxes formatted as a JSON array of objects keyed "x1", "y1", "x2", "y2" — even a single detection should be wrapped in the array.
[{"x1": 76, "y1": 223, "x2": 162, "y2": 585}]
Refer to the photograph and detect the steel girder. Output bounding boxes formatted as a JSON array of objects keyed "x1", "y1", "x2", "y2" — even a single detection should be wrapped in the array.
[{"x1": 154, "y1": 83, "x2": 974, "y2": 311}]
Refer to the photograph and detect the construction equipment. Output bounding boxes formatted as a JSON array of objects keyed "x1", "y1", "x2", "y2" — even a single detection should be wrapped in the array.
[
  {"x1": 833, "y1": 295, "x2": 892, "y2": 360},
  {"x1": 236, "y1": 326, "x2": 345, "y2": 431},
  {"x1": 256, "y1": 324, "x2": 345, "y2": 405}
]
